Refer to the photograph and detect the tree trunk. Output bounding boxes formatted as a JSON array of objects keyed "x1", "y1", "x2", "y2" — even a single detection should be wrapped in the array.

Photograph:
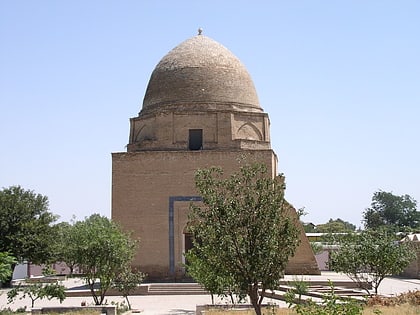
[
  {"x1": 248, "y1": 284, "x2": 262, "y2": 315},
  {"x1": 374, "y1": 277, "x2": 385, "y2": 295},
  {"x1": 88, "y1": 281, "x2": 100, "y2": 305},
  {"x1": 91, "y1": 288, "x2": 100, "y2": 305},
  {"x1": 125, "y1": 296, "x2": 131, "y2": 310}
]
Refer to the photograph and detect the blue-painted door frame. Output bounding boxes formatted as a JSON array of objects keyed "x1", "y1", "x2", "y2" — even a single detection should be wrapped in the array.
[{"x1": 168, "y1": 196, "x2": 202, "y2": 275}]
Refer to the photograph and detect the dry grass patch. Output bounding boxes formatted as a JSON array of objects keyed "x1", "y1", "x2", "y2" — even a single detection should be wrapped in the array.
[
  {"x1": 43, "y1": 311, "x2": 101, "y2": 315},
  {"x1": 203, "y1": 307, "x2": 293, "y2": 315},
  {"x1": 204, "y1": 305, "x2": 420, "y2": 315},
  {"x1": 367, "y1": 290, "x2": 420, "y2": 306},
  {"x1": 363, "y1": 304, "x2": 420, "y2": 315},
  {"x1": 204, "y1": 290, "x2": 420, "y2": 314}
]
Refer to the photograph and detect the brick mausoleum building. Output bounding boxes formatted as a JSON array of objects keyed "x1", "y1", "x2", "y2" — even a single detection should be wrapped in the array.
[{"x1": 111, "y1": 31, "x2": 320, "y2": 280}]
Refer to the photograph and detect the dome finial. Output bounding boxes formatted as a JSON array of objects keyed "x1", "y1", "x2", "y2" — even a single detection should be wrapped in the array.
[{"x1": 198, "y1": 28, "x2": 203, "y2": 35}]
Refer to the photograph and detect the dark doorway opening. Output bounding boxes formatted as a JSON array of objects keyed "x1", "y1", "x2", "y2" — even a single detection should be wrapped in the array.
[
  {"x1": 189, "y1": 129, "x2": 203, "y2": 150},
  {"x1": 184, "y1": 232, "x2": 194, "y2": 271},
  {"x1": 184, "y1": 233, "x2": 194, "y2": 254}
]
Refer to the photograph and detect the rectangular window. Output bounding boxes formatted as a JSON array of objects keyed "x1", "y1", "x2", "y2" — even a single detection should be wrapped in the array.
[{"x1": 189, "y1": 129, "x2": 203, "y2": 150}]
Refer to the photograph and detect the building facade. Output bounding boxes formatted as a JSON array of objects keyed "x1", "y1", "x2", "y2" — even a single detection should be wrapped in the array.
[{"x1": 112, "y1": 33, "x2": 319, "y2": 280}]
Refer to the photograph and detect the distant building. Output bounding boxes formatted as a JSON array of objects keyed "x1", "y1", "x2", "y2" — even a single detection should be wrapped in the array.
[
  {"x1": 306, "y1": 233, "x2": 340, "y2": 271},
  {"x1": 12, "y1": 262, "x2": 80, "y2": 279},
  {"x1": 401, "y1": 234, "x2": 420, "y2": 279},
  {"x1": 111, "y1": 32, "x2": 320, "y2": 280}
]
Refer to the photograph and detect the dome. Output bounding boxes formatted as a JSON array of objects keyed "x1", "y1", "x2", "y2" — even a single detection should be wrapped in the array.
[{"x1": 141, "y1": 34, "x2": 262, "y2": 113}]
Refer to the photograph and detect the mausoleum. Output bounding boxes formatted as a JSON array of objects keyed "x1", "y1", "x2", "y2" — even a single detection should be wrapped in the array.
[{"x1": 112, "y1": 31, "x2": 320, "y2": 280}]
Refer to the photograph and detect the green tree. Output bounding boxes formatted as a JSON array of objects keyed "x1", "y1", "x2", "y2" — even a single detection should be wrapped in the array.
[
  {"x1": 363, "y1": 190, "x2": 419, "y2": 231},
  {"x1": 54, "y1": 222, "x2": 80, "y2": 275},
  {"x1": 0, "y1": 252, "x2": 16, "y2": 283},
  {"x1": 331, "y1": 230, "x2": 416, "y2": 295},
  {"x1": 186, "y1": 246, "x2": 243, "y2": 304},
  {"x1": 0, "y1": 186, "x2": 58, "y2": 285},
  {"x1": 112, "y1": 267, "x2": 145, "y2": 310},
  {"x1": 302, "y1": 223, "x2": 317, "y2": 233},
  {"x1": 186, "y1": 163, "x2": 300, "y2": 315},
  {"x1": 7, "y1": 282, "x2": 66, "y2": 308},
  {"x1": 73, "y1": 214, "x2": 137, "y2": 305},
  {"x1": 316, "y1": 218, "x2": 356, "y2": 233}
]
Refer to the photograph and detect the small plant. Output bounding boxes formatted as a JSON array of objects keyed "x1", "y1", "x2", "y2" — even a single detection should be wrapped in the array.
[
  {"x1": 291, "y1": 276, "x2": 309, "y2": 303},
  {"x1": 292, "y1": 281, "x2": 363, "y2": 315},
  {"x1": 284, "y1": 276, "x2": 309, "y2": 307},
  {"x1": 41, "y1": 265, "x2": 56, "y2": 276},
  {"x1": 265, "y1": 302, "x2": 278, "y2": 315},
  {"x1": 111, "y1": 301, "x2": 129, "y2": 315},
  {"x1": 112, "y1": 267, "x2": 146, "y2": 310}
]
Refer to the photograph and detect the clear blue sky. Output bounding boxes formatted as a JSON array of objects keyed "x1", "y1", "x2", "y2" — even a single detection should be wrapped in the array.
[{"x1": 1, "y1": 1, "x2": 419, "y2": 227}]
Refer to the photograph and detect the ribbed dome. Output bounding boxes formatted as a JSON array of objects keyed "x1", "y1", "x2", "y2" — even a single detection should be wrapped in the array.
[{"x1": 141, "y1": 34, "x2": 261, "y2": 113}]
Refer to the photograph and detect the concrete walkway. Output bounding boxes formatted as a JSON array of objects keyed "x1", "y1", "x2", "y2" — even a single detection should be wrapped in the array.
[{"x1": 1, "y1": 272, "x2": 419, "y2": 315}]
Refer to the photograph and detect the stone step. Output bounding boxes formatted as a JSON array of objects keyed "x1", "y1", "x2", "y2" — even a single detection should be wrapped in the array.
[{"x1": 147, "y1": 283, "x2": 207, "y2": 295}]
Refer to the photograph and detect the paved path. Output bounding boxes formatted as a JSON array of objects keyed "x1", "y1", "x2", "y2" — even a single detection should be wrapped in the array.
[{"x1": 1, "y1": 272, "x2": 419, "y2": 314}]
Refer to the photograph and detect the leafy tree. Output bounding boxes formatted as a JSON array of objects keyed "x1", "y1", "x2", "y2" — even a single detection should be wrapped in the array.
[
  {"x1": 112, "y1": 267, "x2": 145, "y2": 310},
  {"x1": 0, "y1": 186, "x2": 58, "y2": 285},
  {"x1": 319, "y1": 232, "x2": 357, "y2": 247},
  {"x1": 303, "y1": 217, "x2": 356, "y2": 234},
  {"x1": 7, "y1": 282, "x2": 66, "y2": 308},
  {"x1": 54, "y1": 222, "x2": 80, "y2": 275},
  {"x1": 186, "y1": 245, "x2": 243, "y2": 304},
  {"x1": 72, "y1": 214, "x2": 137, "y2": 305},
  {"x1": 331, "y1": 230, "x2": 416, "y2": 295},
  {"x1": 0, "y1": 252, "x2": 16, "y2": 283},
  {"x1": 316, "y1": 218, "x2": 356, "y2": 233},
  {"x1": 186, "y1": 163, "x2": 300, "y2": 315},
  {"x1": 302, "y1": 223, "x2": 317, "y2": 233},
  {"x1": 363, "y1": 190, "x2": 419, "y2": 231}
]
